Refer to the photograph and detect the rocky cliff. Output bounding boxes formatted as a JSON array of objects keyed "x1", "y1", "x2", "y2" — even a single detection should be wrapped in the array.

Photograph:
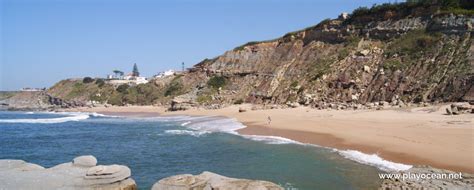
[
  {"x1": 3, "y1": 2, "x2": 473, "y2": 109},
  {"x1": 0, "y1": 91, "x2": 52, "y2": 110},
  {"x1": 175, "y1": 4, "x2": 473, "y2": 108}
]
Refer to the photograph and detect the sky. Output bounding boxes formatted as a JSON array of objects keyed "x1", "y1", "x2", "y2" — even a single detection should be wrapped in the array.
[{"x1": 1, "y1": 0, "x2": 394, "y2": 91}]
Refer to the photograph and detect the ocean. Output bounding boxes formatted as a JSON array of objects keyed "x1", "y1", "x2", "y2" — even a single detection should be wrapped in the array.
[{"x1": 0, "y1": 111, "x2": 410, "y2": 189}]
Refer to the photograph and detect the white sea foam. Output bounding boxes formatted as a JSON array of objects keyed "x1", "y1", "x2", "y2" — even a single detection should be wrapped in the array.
[
  {"x1": 141, "y1": 115, "x2": 210, "y2": 123},
  {"x1": 166, "y1": 115, "x2": 412, "y2": 172},
  {"x1": 337, "y1": 150, "x2": 412, "y2": 171},
  {"x1": 46, "y1": 111, "x2": 119, "y2": 118},
  {"x1": 180, "y1": 121, "x2": 191, "y2": 126},
  {"x1": 0, "y1": 113, "x2": 90, "y2": 124},
  {"x1": 241, "y1": 135, "x2": 303, "y2": 145},
  {"x1": 0, "y1": 111, "x2": 118, "y2": 124},
  {"x1": 175, "y1": 116, "x2": 303, "y2": 145},
  {"x1": 164, "y1": 130, "x2": 210, "y2": 137},
  {"x1": 88, "y1": 112, "x2": 120, "y2": 118},
  {"x1": 184, "y1": 118, "x2": 246, "y2": 134}
]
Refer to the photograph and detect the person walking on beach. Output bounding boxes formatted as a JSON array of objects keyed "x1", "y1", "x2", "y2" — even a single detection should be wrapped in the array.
[{"x1": 267, "y1": 116, "x2": 271, "y2": 126}]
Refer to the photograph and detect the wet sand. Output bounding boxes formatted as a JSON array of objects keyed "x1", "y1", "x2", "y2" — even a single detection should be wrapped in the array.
[{"x1": 65, "y1": 104, "x2": 474, "y2": 173}]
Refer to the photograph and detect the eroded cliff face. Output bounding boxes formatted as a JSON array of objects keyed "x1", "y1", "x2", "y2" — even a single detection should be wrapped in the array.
[
  {"x1": 177, "y1": 13, "x2": 473, "y2": 107},
  {"x1": 7, "y1": 7, "x2": 472, "y2": 109}
]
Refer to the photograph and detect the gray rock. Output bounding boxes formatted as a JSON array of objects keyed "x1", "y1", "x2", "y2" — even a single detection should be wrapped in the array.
[
  {"x1": 152, "y1": 171, "x2": 282, "y2": 190},
  {"x1": 0, "y1": 160, "x2": 44, "y2": 172},
  {"x1": 73, "y1": 155, "x2": 97, "y2": 167},
  {"x1": 0, "y1": 155, "x2": 136, "y2": 190},
  {"x1": 450, "y1": 102, "x2": 473, "y2": 114}
]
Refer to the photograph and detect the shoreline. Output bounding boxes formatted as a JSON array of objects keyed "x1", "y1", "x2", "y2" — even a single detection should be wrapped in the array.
[
  {"x1": 63, "y1": 104, "x2": 474, "y2": 173},
  {"x1": 237, "y1": 124, "x2": 466, "y2": 172}
]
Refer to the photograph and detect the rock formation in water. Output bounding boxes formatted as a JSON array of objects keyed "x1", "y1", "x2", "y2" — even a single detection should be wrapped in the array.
[
  {"x1": 0, "y1": 155, "x2": 136, "y2": 190},
  {"x1": 151, "y1": 171, "x2": 282, "y2": 190},
  {"x1": 379, "y1": 166, "x2": 474, "y2": 189}
]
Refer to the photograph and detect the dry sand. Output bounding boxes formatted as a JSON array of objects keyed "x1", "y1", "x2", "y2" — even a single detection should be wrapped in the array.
[{"x1": 66, "y1": 104, "x2": 474, "y2": 173}]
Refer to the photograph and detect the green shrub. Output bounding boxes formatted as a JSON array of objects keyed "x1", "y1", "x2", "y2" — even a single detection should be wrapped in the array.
[
  {"x1": 135, "y1": 84, "x2": 162, "y2": 104},
  {"x1": 207, "y1": 76, "x2": 227, "y2": 89},
  {"x1": 352, "y1": 7, "x2": 370, "y2": 17},
  {"x1": 345, "y1": 36, "x2": 361, "y2": 48},
  {"x1": 383, "y1": 59, "x2": 405, "y2": 71},
  {"x1": 290, "y1": 81, "x2": 299, "y2": 88},
  {"x1": 95, "y1": 79, "x2": 105, "y2": 87},
  {"x1": 123, "y1": 87, "x2": 138, "y2": 104},
  {"x1": 66, "y1": 82, "x2": 85, "y2": 99},
  {"x1": 309, "y1": 58, "x2": 334, "y2": 81},
  {"x1": 385, "y1": 30, "x2": 441, "y2": 57},
  {"x1": 338, "y1": 48, "x2": 350, "y2": 60},
  {"x1": 116, "y1": 84, "x2": 130, "y2": 93},
  {"x1": 197, "y1": 95, "x2": 212, "y2": 104},
  {"x1": 440, "y1": 7, "x2": 474, "y2": 15},
  {"x1": 90, "y1": 92, "x2": 107, "y2": 103},
  {"x1": 349, "y1": 0, "x2": 474, "y2": 23},
  {"x1": 83, "y1": 77, "x2": 94, "y2": 83},
  {"x1": 234, "y1": 99, "x2": 244, "y2": 104},
  {"x1": 107, "y1": 93, "x2": 123, "y2": 105},
  {"x1": 165, "y1": 76, "x2": 184, "y2": 97}
]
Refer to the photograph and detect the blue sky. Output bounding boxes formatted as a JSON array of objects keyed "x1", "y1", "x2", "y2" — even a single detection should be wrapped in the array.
[{"x1": 1, "y1": 0, "x2": 393, "y2": 91}]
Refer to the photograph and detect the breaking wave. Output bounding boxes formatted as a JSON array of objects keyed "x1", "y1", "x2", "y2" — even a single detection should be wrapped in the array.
[
  {"x1": 0, "y1": 112, "x2": 112, "y2": 124},
  {"x1": 338, "y1": 150, "x2": 412, "y2": 171},
  {"x1": 161, "y1": 115, "x2": 412, "y2": 171},
  {"x1": 241, "y1": 135, "x2": 304, "y2": 145},
  {"x1": 164, "y1": 130, "x2": 210, "y2": 137}
]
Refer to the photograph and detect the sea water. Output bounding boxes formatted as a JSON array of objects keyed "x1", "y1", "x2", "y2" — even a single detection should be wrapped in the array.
[{"x1": 0, "y1": 111, "x2": 409, "y2": 189}]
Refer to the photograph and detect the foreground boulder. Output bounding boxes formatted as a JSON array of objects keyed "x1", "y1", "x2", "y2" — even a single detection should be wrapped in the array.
[
  {"x1": 379, "y1": 166, "x2": 474, "y2": 190},
  {"x1": 152, "y1": 171, "x2": 282, "y2": 190},
  {"x1": 0, "y1": 155, "x2": 136, "y2": 190}
]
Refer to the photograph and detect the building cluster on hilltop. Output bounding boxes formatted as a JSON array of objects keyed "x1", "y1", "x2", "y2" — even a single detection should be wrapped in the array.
[
  {"x1": 105, "y1": 63, "x2": 179, "y2": 86},
  {"x1": 106, "y1": 63, "x2": 149, "y2": 85}
]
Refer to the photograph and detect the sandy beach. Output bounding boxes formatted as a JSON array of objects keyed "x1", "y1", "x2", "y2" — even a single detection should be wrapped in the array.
[{"x1": 67, "y1": 104, "x2": 474, "y2": 173}]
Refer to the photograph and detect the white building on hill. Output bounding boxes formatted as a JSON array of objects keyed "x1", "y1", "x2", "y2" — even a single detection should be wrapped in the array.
[
  {"x1": 154, "y1": 70, "x2": 175, "y2": 78},
  {"x1": 106, "y1": 64, "x2": 149, "y2": 85}
]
